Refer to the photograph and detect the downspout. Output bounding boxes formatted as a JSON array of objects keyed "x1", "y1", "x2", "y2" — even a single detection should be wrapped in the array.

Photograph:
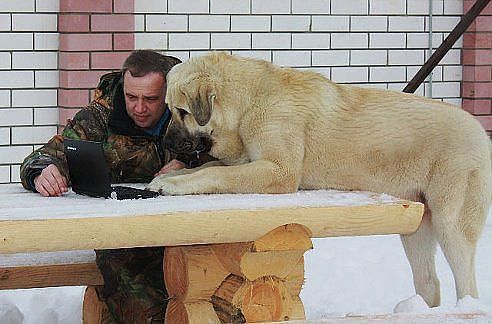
[{"x1": 427, "y1": 0, "x2": 433, "y2": 98}]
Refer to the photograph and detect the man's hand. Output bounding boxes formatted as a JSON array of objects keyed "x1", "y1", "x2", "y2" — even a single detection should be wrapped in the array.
[
  {"x1": 154, "y1": 159, "x2": 186, "y2": 176},
  {"x1": 34, "y1": 164, "x2": 68, "y2": 197}
]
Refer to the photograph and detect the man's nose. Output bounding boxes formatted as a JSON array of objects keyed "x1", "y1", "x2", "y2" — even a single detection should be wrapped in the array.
[{"x1": 135, "y1": 99, "x2": 146, "y2": 112}]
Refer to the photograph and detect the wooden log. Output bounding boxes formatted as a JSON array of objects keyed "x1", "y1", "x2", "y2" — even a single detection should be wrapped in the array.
[
  {"x1": 165, "y1": 299, "x2": 220, "y2": 324},
  {"x1": 240, "y1": 250, "x2": 305, "y2": 281},
  {"x1": 211, "y1": 242, "x2": 253, "y2": 276},
  {"x1": 82, "y1": 286, "x2": 115, "y2": 324},
  {"x1": 164, "y1": 245, "x2": 229, "y2": 301},
  {"x1": 284, "y1": 256, "x2": 305, "y2": 297},
  {"x1": 252, "y1": 224, "x2": 312, "y2": 252}
]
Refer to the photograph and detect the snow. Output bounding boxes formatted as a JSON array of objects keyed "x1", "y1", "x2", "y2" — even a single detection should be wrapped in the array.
[{"x1": 0, "y1": 184, "x2": 490, "y2": 323}]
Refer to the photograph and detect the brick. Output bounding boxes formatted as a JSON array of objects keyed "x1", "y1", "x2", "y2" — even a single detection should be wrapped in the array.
[
  {"x1": 252, "y1": 33, "x2": 291, "y2": 49},
  {"x1": 369, "y1": 0, "x2": 406, "y2": 15},
  {"x1": 272, "y1": 16, "x2": 310, "y2": 32},
  {"x1": 135, "y1": 33, "x2": 167, "y2": 50},
  {"x1": 190, "y1": 15, "x2": 230, "y2": 32},
  {"x1": 59, "y1": 52, "x2": 89, "y2": 70},
  {"x1": 0, "y1": 33, "x2": 33, "y2": 50},
  {"x1": 389, "y1": 16, "x2": 424, "y2": 32},
  {"x1": 292, "y1": 0, "x2": 330, "y2": 14},
  {"x1": 10, "y1": 164, "x2": 21, "y2": 182},
  {"x1": 463, "y1": 82, "x2": 492, "y2": 98},
  {"x1": 0, "y1": 127, "x2": 9, "y2": 145},
  {"x1": 331, "y1": 0, "x2": 368, "y2": 15},
  {"x1": 91, "y1": 14, "x2": 134, "y2": 32},
  {"x1": 12, "y1": 89, "x2": 57, "y2": 107},
  {"x1": 273, "y1": 51, "x2": 311, "y2": 67},
  {"x1": 114, "y1": 33, "x2": 135, "y2": 50},
  {"x1": 211, "y1": 33, "x2": 251, "y2": 49},
  {"x1": 232, "y1": 16, "x2": 270, "y2": 32},
  {"x1": 60, "y1": 70, "x2": 108, "y2": 89},
  {"x1": 464, "y1": 33, "x2": 492, "y2": 49},
  {"x1": 432, "y1": 16, "x2": 461, "y2": 32},
  {"x1": 312, "y1": 50, "x2": 349, "y2": 66},
  {"x1": 462, "y1": 99, "x2": 491, "y2": 115},
  {"x1": 146, "y1": 15, "x2": 188, "y2": 32},
  {"x1": 331, "y1": 33, "x2": 368, "y2": 49},
  {"x1": 114, "y1": 0, "x2": 134, "y2": 13},
  {"x1": 0, "y1": 165, "x2": 10, "y2": 183},
  {"x1": 134, "y1": 0, "x2": 166, "y2": 13},
  {"x1": 370, "y1": 33, "x2": 405, "y2": 48},
  {"x1": 34, "y1": 33, "x2": 59, "y2": 50},
  {"x1": 168, "y1": 0, "x2": 208, "y2": 14},
  {"x1": 0, "y1": 14, "x2": 11, "y2": 31},
  {"x1": 169, "y1": 33, "x2": 210, "y2": 50},
  {"x1": 211, "y1": 0, "x2": 250, "y2": 14},
  {"x1": 36, "y1": 0, "x2": 60, "y2": 12},
  {"x1": 0, "y1": 71, "x2": 34, "y2": 88},
  {"x1": 431, "y1": 81, "x2": 461, "y2": 98},
  {"x1": 58, "y1": 89, "x2": 91, "y2": 108},
  {"x1": 12, "y1": 52, "x2": 58, "y2": 69},
  {"x1": 34, "y1": 107, "x2": 59, "y2": 125},
  {"x1": 312, "y1": 16, "x2": 349, "y2": 32},
  {"x1": 442, "y1": 65, "x2": 462, "y2": 81},
  {"x1": 332, "y1": 66, "x2": 368, "y2": 83},
  {"x1": 91, "y1": 52, "x2": 132, "y2": 70},
  {"x1": 292, "y1": 33, "x2": 330, "y2": 49},
  {"x1": 0, "y1": 90, "x2": 10, "y2": 107},
  {"x1": 0, "y1": 52, "x2": 11, "y2": 69},
  {"x1": 134, "y1": 15, "x2": 144, "y2": 31},
  {"x1": 60, "y1": 34, "x2": 112, "y2": 51},
  {"x1": 12, "y1": 126, "x2": 57, "y2": 144},
  {"x1": 35, "y1": 71, "x2": 59, "y2": 88},
  {"x1": 351, "y1": 50, "x2": 387, "y2": 66},
  {"x1": 370, "y1": 66, "x2": 406, "y2": 82},
  {"x1": 0, "y1": 1, "x2": 34, "y2": 12},
  {"x1": 0, "y1": 146, "x2": 33, "y2": 164},
  {"x1": 443, "y1": 0, "x2": 462, "y2": 15},
  {"x1": 475, "y1": 16, "x2": 492, "y2": 32},
  {"x1": 407, "y1": 32, "x2": 443, "y2": 49},
  {"x1": 12, "y1": 14, "x2": 57, "y2": 31},
  {"x1": 463, "y1": 66, "x2": 492, "y2": 82},
  {"x1": 58, "y1": 14, "x2": 89, "y2": 32},
  {"x1": 351, "y1": 16, "x2": 387, "y2": 32},
  {"x1": 60, "y1": 0, "x2": 112, "y2": 13},
  {"x1": 407, "y1": 0, "x2": 443, "y2": 15},
  {"x1": 437, "y1": 48, "x2": 460, "y2": 65},
  {"x1": 388, "y1": 49, "x2": 424, "y2": 65},
  {"x1": 0, "y1": 109, "x2": 33, "y2": 126},
  {"x1": 252, "y1": 0, "x2": 291, "y2": 14}
]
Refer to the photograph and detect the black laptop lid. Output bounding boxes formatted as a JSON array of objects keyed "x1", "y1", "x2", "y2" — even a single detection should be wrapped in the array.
[{"x1": 64, "y1": 139, "x2": 112, "y2": 198}]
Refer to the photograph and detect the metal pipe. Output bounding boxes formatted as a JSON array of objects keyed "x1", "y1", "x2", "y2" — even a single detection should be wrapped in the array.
[{"x1": 427, "y1": 0, "x2": 433, "y2": 98}]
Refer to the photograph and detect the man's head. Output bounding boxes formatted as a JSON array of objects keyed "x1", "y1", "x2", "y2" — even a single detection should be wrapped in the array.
[{"x1": 121, "y1": 50, "x2": 181, "y2": 129}]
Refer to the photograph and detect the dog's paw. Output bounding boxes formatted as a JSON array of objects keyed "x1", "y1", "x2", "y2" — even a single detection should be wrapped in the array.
[{"x1": 146, "y1": 175, "x2": 181, "y2": 195}]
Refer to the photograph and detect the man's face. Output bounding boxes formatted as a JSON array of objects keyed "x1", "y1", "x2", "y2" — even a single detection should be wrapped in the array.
[{"x1": 123, "y1": 71, "x2": 166, "y2": 129}]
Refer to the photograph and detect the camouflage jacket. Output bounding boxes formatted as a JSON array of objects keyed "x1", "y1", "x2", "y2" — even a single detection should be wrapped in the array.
[{"x1": 20, "y1": 71, "x2": 186, "y2": 191}]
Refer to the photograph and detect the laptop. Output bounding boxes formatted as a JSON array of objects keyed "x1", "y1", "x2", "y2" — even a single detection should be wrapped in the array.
[{"x1": 63, "y1": 138, "x2": 160, "y2": 200}]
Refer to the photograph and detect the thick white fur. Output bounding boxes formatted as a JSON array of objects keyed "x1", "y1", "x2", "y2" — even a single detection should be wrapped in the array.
[{"x1": 148, "y1": 52, "x2": 491, "y2": 307}]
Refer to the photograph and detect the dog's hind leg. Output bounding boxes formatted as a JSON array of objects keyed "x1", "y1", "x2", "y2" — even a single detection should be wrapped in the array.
[
  {"x1": 429, "y1": 169, "x2": 489, "y2": 302},
  {"x1": 400, "y1": 207, "x2": 441, "y2": 307}
]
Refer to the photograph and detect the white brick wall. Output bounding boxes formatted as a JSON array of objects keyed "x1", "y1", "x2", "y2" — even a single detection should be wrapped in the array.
[
  {"x1": 1, "y1": 0, "x2": 59, "y2": 183},
  {"x1": 1, "y1": 0, "x2": 465, "y2": 183}
]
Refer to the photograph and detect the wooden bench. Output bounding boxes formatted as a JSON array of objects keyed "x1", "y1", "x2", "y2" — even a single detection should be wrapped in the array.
[{"x1": 0, "y1": 184, "x2": 424, "y2": 323}]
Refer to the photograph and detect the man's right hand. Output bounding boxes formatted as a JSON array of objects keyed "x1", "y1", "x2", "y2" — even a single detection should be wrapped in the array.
[{"x1": 33, "y1": 164, "x2": 68, "y2": 197}]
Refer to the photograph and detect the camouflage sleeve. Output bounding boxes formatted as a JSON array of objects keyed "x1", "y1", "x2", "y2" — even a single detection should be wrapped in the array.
[{"x1": 20, "y1": 103, "x2": 111, "y2": 192}]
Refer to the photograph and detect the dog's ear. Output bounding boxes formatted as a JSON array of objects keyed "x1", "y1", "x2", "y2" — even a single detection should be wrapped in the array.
[{"x1": 184, "y1": 81, "x2": 216, "y2": 126}]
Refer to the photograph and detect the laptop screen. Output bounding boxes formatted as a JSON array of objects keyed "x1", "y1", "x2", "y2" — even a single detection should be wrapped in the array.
[{"x1": 64, "y1": 139, "x2": 113, "y2": 198}]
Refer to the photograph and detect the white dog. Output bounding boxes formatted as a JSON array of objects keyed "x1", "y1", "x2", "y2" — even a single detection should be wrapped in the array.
[{"x1": 148, "y1": 53, "x2": 491, "y2": 307}]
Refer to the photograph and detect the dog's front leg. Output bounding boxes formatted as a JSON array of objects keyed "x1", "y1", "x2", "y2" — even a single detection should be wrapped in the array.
[{"x1": 146, "y1": 160, "x2": 300, "y2": 195}]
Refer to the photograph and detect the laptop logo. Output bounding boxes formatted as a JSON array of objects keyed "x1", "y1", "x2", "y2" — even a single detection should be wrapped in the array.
[{"x1": 66, "y1": 145, "x2": 77, "y2": 151}]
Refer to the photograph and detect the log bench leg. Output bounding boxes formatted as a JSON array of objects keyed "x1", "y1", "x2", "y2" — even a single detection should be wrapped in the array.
[
  {"x1": 82, "y1": 223, "x2": 312, "y2": 323},
  {"x1": 164, "y1": 223, "x2": 312, "y2": 323}
]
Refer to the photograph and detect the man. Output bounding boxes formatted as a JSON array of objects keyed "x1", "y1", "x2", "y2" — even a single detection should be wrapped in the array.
[{"x1": 20, "y1": 50, "x2": 202, "y2": 322}]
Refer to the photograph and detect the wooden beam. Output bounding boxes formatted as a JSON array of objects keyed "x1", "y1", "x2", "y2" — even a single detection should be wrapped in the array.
[
  {"x1": 0, "y1": 203, "x2": 423, "y2": 254},
  {"x1": 0, "y1": 262, "x2": 103, "y2": 290}
]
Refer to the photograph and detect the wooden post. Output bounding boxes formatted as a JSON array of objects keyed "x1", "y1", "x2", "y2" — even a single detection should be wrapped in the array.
[{"x1": 163, "y1": 223, "x2": 312, "y2": 323}]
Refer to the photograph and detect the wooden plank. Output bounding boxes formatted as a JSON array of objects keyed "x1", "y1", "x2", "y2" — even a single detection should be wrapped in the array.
[
  {"x1": 0, "y1": 262, "x2": 103, "y2": 289},
  {"x1": 0, "y1": 203, "x2": 423, "y2": 254}
]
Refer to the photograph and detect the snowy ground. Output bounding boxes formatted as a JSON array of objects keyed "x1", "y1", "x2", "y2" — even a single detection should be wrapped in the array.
[{"x1": 0, "y1": 212, "x2": 490, "y2": 323}]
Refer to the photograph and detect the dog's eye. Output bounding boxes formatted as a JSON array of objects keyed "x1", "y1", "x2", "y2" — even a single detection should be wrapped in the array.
[{"x1": 176, "y1": 108, "x2": 189, "y2": 120}]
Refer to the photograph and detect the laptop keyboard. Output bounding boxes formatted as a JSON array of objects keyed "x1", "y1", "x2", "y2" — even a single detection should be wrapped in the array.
[{"x1": 111, "y1": 186, "x2": 160, "y2": 200}]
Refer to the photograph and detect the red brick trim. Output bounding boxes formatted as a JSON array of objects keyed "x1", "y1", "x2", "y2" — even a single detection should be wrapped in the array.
[
  {"x1": 462, "y1": 0, "x2": 492, "y2": 134},
  {"x1": 58, "y1": 0, "x2": 135, "y2": 126}
]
